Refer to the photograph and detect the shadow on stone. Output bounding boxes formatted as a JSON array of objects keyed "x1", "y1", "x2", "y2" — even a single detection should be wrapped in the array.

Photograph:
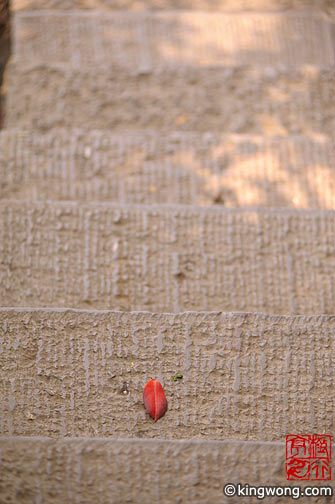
[{"x1": 0, "y1": 0, "x2": 10, "y2": 127}]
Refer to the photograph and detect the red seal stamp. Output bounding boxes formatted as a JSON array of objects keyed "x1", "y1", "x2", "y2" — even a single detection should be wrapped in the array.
[{"x1": 286, "y1": 435, "x2": 331, "y2": 480}]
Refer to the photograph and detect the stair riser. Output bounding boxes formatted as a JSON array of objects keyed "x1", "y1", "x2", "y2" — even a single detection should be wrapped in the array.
[
  {"x1": 1, "y1": 131, "x2": 335, "y2": 208},
  {"x1": 6, "y1": 65, "x2": 335, "y2": 135},
  {"x1": 13, "y1": 12, "x2": 335, "y2": 69},
  {"x1": 1, "y1": 202, "x2": 335, "y2": 313},
  {"x1": 1, "y1": 438, "x2": 312, "y2": 504},
  {"x1": 12, "y1": 0, "x2": 335, "y2": 14},
  {"x1": 1, "y1": 309, "x2": 334, "y2": 440}
]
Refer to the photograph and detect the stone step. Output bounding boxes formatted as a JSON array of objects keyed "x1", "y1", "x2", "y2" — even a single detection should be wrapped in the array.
[
  {"x1": 1, "y1": 308, "x2": 334, "y2": 440},
  {"x1": 1, "y1": 129, "x2": 334, "y2": 208},
  {"x1": 3, "y1": 437, "x2": 325, "y2": 504},
  {"x1": 13, "y1": 11, "x2": 335, "y2": 69},
  {"x1": 5, "y1": 64, "x2": 334, "y2": 135},
  {"x1": 1, "y1": 202, "x2": 334, "y2": 314},
  {"x1": 12, "y1": 0, "x2": 335, "y2": 16}
]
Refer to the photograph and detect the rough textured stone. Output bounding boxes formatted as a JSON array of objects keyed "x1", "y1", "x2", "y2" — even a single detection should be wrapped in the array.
[
  {"x1": 1, "y1": 130, "x2": 334, "y2": 208},
  {"x1": 2, "y1": 437, "x2": 327, "y2": 504},
  {"x1": 5, "y1": 64, "x2": 335, "y2": 135},
  {"x1": 12, "y1": 11, "x2": 335, "y2": 69},
  {"x1": 1, "y1": 202, "x2": 335, "y2": 314},
  {"x1": 11, "y1": 0, "x2": 335, "y2": 17},
  {"x1": 1, "y1": 309, "x2": 335, "y2": 440},
  {"x1": 1, "y1": 2, "x2": 335, "y2": 503}
]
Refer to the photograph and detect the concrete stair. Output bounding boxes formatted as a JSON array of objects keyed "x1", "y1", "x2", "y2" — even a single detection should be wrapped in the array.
[
  {"x1": 11, "y1": 0, "x2": 335, "y2": 15},
  {"x1": 6, "y1": 64, "x2": 335, "y2": 134},
  {"x1": 2, "y1": 201, "x2": 335, "y2": 314},
  {"x1": 1, "y1": 3, "x2": 335, "y2": 502},
  {"x1": 1, "y1": 129, "x2": 334, "y2": 208},
  {"x1": 12, "y1": 11, "x2": 335, "y2": 69},
  {"x1": 0, "y1": 437, "x2": 292, "y2": 504},
  {"x1": 6, "y1": 11, "x2": 335, "y2": 133},
  {"x1": 1, "y1": 308, "x2": 334, "y2": 440}
]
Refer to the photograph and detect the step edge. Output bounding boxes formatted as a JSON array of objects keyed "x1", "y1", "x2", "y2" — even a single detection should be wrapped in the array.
[
  {"x1": 1, "y1": 127, "x2": 333, "y2": 143},
  {"x1": 2, "y1": 199, "x2": 335, "y2": 216},
  {"x1": 1, "y1": 306, "x2": 335, "y2": 321},
  {"x1": 13, "y1": 8, "x2": 331, "y2": 19}
]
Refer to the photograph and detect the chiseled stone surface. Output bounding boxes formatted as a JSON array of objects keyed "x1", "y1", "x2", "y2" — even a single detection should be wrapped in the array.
[
  {"x1": 2, "y1": 437, "x2": 333, "y2": 504},
  {"x1": 1, "y1": 130, "x2": 335, "y2": 209},
  {"x1": 1, "y1": 309, "x2": 335, "y2": 440},
  {"x1": 11, "y1": 0, "x2": 335, "y2": 16},
  {"x1": 5, "y1": 65, "x2": 335, "y2": 135},
  {"x1": 12, "y1": 12, "x2": 335, "y2": 69},
  {"x1": 1, "y1": 1, "x2": 335, "y2": 503},
  {"x1": 1, "y1": 202, "x2": 335, "y2": 314},
  {"x1": 1, "y1": 437, "x2": 334, "y2": 503}
]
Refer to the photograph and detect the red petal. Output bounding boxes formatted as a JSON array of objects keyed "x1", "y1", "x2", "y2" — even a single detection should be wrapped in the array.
[{"x1": 143, "y1": 378, "x2": 168, "y2": 422}]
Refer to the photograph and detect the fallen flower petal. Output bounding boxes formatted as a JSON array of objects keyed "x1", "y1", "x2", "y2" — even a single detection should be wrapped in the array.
[{"x1": 143, "y1": 378, "x2": 168, "y2": 422}]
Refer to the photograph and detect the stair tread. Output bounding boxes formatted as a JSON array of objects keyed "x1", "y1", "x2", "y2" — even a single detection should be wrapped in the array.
[
  {"x1": 3, "y1": 1, "x2": 335, "y2": 500},
  {"x1": 5, "y1": 64, "x2": 335, "y2": 135},
  {"x1": 1, "y1": 129, "x2": 334, "y2": 208},
  {"x1": 1, "y1": 308, "x2": 334, "y2": 440},
  {"x1": 13, "y1": 11, "x2": 335, "y2": 69},
  {"x1": 1, "y1": 201, "x2": 335, "y2": 314},
  {"x1": 12, "y1": 0, "x2": 335, "y2": 14},
  {"x1": 1, "y1": 436, "x2": 317, "y2": 503}
]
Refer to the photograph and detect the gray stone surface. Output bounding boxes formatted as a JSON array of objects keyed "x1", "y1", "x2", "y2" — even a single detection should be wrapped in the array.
[
  {"x1": 5, "y1": 64, "x2": 335, "y2": 135},
  {"x1": 1, "y1": 130, "x2": 334, "y2": 208},
  {"x1": 1, "y1": 309, "x2": 335, "y2": 440},
  {"x1": 1, "y1": 202, "x2": 335, "y2": 314},
  {"x1": 13, "y1": 11, "x2": 335, "y2": 69}
]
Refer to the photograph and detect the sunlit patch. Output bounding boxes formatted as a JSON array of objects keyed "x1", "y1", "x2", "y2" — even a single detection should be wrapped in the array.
[
  {"x1": 267, "y1": 86, "x2": 289, "y2": 104},
  {"x1": 258, "y1": 115, "x2": 287, "y2": 135}
]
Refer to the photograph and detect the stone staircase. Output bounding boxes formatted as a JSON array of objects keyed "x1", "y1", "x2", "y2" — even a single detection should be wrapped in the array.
[{"x1": 1, "y1": 1, "x2": 334, "y2": 503}]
